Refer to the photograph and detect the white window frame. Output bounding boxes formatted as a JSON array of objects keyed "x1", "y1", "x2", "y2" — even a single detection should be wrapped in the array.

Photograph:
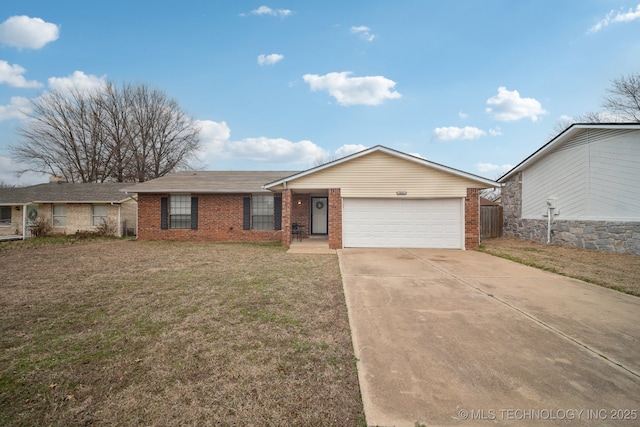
[
  {"x1": 92, "y1": 205, "x2": 107, "y2": 226},
  {"x1": 170, "y1": 194, "x2": 191, "y2": 229},
  {"x1": 52, "y1": 204, "x2": 67, "y2": 227},
  {"x1": 252, "y1": 194, "x2": 274, "y2": 230}
]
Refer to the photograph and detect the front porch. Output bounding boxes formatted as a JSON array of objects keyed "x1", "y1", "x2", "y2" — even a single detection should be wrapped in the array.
[
  {"x1": 0, "y1": 234, "x2": 23, "y2": 242},
  {"x1": 281, "y1": 188, "x2": 342, "y2": 249},
  {"x1": 287, "y1": 235, "x2": 335, "y2": 254}
]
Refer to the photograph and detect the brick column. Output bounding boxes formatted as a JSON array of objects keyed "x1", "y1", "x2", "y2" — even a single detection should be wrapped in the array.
[
  {"x1": 465, "y1": 188, "x2": 480, "y2": 249},
  {"x1": 328, "y1": 188, "x2": 342, "y2": 249},
  {"x1": 281, "y1": 189, "x2": 292, "y2": 247}
]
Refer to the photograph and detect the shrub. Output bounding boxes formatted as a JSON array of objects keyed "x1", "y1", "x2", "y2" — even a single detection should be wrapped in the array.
[
  {"x1": 30, "y1": 218, "x2": 53, "y2": 238},
  {"x1": 95, "y1": 218, "x2": 118, "y2": 237}
]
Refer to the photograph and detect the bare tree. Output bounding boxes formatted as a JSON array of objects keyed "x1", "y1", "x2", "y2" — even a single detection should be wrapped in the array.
[
  {"x1": 126, "y1": 84, "x2": 200, "y2": 182},
  {"x1": 602, "y1": 73, "x2": 640, "y2": 122},
  {"x1": 550, "y1": 72, "x2": 640, "y2": 136},
  {"x1": 11, "y1": 81, "x2": 201, "y2": 183}
]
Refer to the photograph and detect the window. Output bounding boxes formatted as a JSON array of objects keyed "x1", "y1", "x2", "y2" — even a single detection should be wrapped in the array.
[
  {"x1": 0, "y1": 206, "x2": 10, "y2": 226},
  {"x1": 251, "y1": 195, "x2": 274, "y2": 230},
  {"x1": 170, "y1": 194, "x2": 191, "y2": 229},
  {"x1": 92, "y1": 205, "x2": 107, "y2": 226},
  {"x1": 161, "y1": 195, "x2": 197, "y2": 230},
  {"x1": 53, "y1": 204, "x2": 67, "y2": 227}
]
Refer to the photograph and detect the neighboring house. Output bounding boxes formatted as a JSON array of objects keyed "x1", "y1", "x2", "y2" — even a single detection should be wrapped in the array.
[
  {"x1": 0, "y1": 178, "x2": 137, "y2": 238},
  {"x1": 499, "y1": 123, "x2": 640, "y2": 255},
  {"x1": 126, "y1": 145, "x2": 498, "y2": 249}
]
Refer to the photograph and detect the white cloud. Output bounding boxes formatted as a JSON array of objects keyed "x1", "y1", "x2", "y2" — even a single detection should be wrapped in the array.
[
  {"x1": 0, "y1": 15, "x2": 59, "y2": 49},
  {"x1": 0, "y1": 60, "x2": 42, "y2": 88},
  {"x1": 47, "y1": 71, "x2": 107, "y2": 95},
  {"x1": 589, "y1": 4, "x2": 640, "y2": 33},
  {"x1": 334, "y1": 144, "x2": 367, "y2": 158},
  {"x1": 350, "y1": 26, "x2": 375, "y2": 42},
  {"x1": 195, "y1": 120, "x2": 232, "y2": 162},
  {"x1": 458, "y1": 111, "x2": 468, "y2": 119},
  {"x1": 489, "y1": 127, "x2": 502, "y2": 136},
  {"x1": 195, "y1": 119, "x2": 327, "y2": 166},
  {"x1": 226, "y1": 138, "x2": 326, "y2": 164},
  {"x1": 432, "y1": 126, "x2": 487, "y2": 142},
  {"x1": 243, "y1": 6, "x2": 293, "y2": 17},
  {"x1": 303, "y1": 71, "x2": 401, "y2": 106},
  {"x1": 486, "y1": 87, "x2": 548, "y2": 122},
  {"x1": 257, "y1": 53, "x2": 284, "y2": 66},
  {"x1": 476, "y1": 162, "x2": 513, "y2": 174},
  {"x1": 0, "y1": 96, "x2": 31, "y2": 121},
  {"x1": 0, "y1": 156, "x2": 48, "y2": 186}
]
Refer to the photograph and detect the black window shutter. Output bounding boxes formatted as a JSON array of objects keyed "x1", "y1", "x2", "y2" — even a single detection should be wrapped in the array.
[
  {"x1": 274, "y1": 196, "x2": 282, "y2": 230},
  {"x1": 243, "y1": 197, "x2": 251, "y2": 230},
  {"x1": 191, "y1": 197, "x2": 198, "y2": 230},
  {"x1": 161, "y1": 197, "x2": 168, "y2": 230}
]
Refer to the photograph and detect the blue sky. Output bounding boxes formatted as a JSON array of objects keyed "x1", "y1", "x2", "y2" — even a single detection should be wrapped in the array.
[{"x1": 1, "y1": 0, "x2": 639, "y2": 185}]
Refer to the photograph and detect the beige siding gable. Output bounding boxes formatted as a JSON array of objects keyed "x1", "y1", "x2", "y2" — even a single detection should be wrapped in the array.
[{"x1": 288, "y1": 151, "x2": 484, "y2": 198}]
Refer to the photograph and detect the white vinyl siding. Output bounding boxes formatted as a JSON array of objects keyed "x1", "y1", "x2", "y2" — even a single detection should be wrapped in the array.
[
  {"x1": 343, "y1": 198, "x2": 463, "y2": 248},
  {"x1": 522, "y1": 129, "x2": 640, "y2": 220},
  {"x1": 286, "y1": 151, "x2": 480, "y2": 198}
]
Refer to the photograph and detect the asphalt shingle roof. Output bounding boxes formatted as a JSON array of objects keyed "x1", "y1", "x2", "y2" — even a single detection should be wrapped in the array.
[
  {"x1": 122, "y1": 171, "x2": 299, "y2": 194},
  {"x1": 0, "y1": 182, "x2": 134, "y2": 205}
]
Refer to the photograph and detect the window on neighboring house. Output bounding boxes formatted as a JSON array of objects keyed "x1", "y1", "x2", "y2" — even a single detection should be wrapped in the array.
[
  {"x1": 0, "y1": 206, "x2": 10, "y2": 226},
  {"x1": 53, "y1": 204, "x2": 67, "y2": 227},
  {"x1": 92, "y1": 205, "x2": 107, "y2": 226}
]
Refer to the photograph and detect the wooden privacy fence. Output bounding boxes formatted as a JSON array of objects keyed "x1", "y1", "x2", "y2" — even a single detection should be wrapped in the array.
[{"x1": 480, "y1": 205, "x2": 503, "y2": 239}]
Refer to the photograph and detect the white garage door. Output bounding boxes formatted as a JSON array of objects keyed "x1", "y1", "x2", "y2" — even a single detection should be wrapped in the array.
[{"x1": 343, "y1": 198, "x2": 463, "y2": 248}]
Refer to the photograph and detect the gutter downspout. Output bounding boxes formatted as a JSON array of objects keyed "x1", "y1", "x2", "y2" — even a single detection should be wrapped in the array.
[{"x1": 110, "y1": 202, "x2": 121, "y2": 237}]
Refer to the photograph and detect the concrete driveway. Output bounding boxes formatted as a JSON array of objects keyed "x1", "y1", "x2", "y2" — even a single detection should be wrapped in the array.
[{"x1": 338, "y1": 248, "x2": 640, "y2": 426}]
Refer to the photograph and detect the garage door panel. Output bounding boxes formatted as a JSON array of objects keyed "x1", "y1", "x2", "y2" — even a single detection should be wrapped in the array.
[{"x1": 343, "y1": 198, "x2": 462, "y2": 248}]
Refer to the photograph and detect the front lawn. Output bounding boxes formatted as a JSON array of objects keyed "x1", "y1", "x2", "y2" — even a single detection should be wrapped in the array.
[{"x1": 0, "y1": 240, "x2": 364, "y2": 426}]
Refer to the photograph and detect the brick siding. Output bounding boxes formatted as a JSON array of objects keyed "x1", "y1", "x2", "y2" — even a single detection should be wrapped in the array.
[
  {"x1": 328, "y1": 188, "x2": 342, "y2": 249},
  {"x1": 137, "y1": 193, "x2": 282, "y2": 243},
  {"x1": 291, "y1": 193, "x2": 310, "y2": 238},
  {"x1": 465, "y1": 188, "x2": 480, "y2": 249},
  {"x1": 281, "y1": 189, "x2": 291, "y2": 247}
]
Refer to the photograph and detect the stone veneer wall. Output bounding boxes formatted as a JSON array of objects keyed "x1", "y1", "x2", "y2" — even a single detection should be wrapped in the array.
[{"x1": 502, "y1": 172, "x2": 640, "y2": 255}]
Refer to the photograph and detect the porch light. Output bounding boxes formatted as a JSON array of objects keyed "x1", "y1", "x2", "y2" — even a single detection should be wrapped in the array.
[
  {"x1": 297, "y1": 199, "x2": 302, "y2": 205},
  {"x1": 396, "y1": 191, "x2": 407, "y2": 196}
]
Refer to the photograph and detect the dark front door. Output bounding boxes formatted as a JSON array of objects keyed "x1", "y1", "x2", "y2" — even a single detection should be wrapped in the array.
[{"x1": 311, "y1": 197, "x2": 328, "y2": 235}]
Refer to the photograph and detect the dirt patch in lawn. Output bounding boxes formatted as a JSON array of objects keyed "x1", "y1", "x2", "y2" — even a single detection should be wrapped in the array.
[
  {"x1": 478, "y1": 238, "x2": 640, "y2": 297},
  {"x1": 0, "y1": 239, "x2": 364, "y2": 426}
]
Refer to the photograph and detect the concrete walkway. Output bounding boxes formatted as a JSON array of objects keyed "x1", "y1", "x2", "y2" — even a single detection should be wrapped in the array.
[{"x1": 338, "y1": 248, "x2": 640, "y2": 426}]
